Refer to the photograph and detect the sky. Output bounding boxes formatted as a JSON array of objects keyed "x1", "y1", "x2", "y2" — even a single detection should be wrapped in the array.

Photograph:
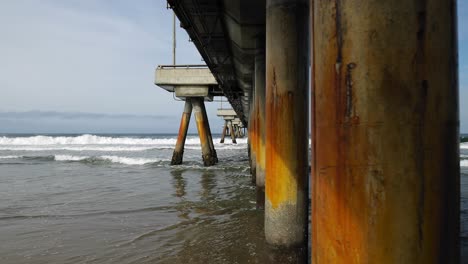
[
  {"x1": 0, "y1": 0, "x2": 224, "y2": 133},
  {"x1": 0, "y1": 1, "x2": 467, "y2": 133}
]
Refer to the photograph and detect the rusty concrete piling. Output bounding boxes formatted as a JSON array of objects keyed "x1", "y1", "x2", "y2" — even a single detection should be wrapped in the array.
[
  {"x1": 250, "y1": 93, "x2": 257, "y2": 182},
  {"x1": 255, "y1": 37, "x2": 266, "y2": 204},
  {"x1": 200, "y1": 101, "x2": 218, "y2": 164},
  {"x1": 228, "y1": 121, "x2": 237, "y2": 144},
  {"x1": 220, "y1": 121, "x2": 228, "y2": 143},
  {"x1": 192, "y1": 98, "x2": 217, "y2": 166},
  {"x1": 171, "y1": 99, "x2": 193, "y2": 165},
  {"x1": 265, "y1": 0, "x2": 309, "y2": 247},
  {"x1": 311, "y1": 0, "x2": 459, "y2": 263}
]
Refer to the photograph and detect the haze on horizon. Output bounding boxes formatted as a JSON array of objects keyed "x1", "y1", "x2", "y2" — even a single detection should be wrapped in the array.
[{"x1": 0, "y1": 0, "x2": 467, "y2": 133}]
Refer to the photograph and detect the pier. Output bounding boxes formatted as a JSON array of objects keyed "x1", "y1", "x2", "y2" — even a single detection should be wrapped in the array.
[{"x1": 156, "y1": 0, "x2": 460, "y2": 263}]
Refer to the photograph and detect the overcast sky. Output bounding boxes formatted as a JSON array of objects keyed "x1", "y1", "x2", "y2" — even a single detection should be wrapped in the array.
[{"x1": 0, "y1": 1, "x2": 467, "y2": 133}]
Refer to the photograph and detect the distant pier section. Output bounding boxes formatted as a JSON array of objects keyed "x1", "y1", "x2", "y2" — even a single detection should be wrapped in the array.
[{"x1": 154, "y1": 64, "x2": 240, "y2": 166}]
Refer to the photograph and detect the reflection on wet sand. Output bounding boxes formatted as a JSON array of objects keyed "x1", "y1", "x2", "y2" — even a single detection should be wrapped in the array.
[{"x1": 166, "y1": 168, "x2": 307, "y2": 263}]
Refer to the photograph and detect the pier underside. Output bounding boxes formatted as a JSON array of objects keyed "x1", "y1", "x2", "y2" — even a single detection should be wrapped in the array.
[{"x1": 162, "y1": 0, "x2": 460, "y2": 263}]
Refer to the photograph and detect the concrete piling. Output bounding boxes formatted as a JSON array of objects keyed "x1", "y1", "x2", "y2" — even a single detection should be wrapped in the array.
[
  {"x1": 220, "y1": 121, "x2": 228, "y2": 143},
  {"x1": 265, "y1": 0, "x2": 309, "y2": 247},
  {"x1": 228, "y1": 121, "x2": 237, "y2": 144},
  {"x1": 200, "y1": 100, "x2": 218, "y2": 163},
  {"x1": 192, "y1": 98, "x2": 217, "y2": 166},
  {"x1": 171, "y1": 99, "x2": 192, "y2": 165},
  {"x1": 311, "y1": 0, "x2": 459, "y2": 263},
  {"x1": 254, "y1": 37, "x2": 266, "y2": 206},
  {"x1": 249, "y1": 91, "x2": 257, "y2": 183}
]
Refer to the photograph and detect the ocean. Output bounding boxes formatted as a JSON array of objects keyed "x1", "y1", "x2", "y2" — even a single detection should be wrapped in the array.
[{"x1": 0, "y1": 133, "x2": 466, "y2": 263}]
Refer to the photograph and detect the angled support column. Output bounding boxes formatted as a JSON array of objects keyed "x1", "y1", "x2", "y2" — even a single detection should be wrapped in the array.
[
  {"x1": 265, "y1": 0, "x2": 309, "y2": 247},
  {"x1": 311, "y1": 0, "x2": 459, "y2": 263},
  {"x1": 228, "y1": 121, "x2": 237, "y2": 144},
  {"x1": 192, "y1": 98, "x2": 216, "y2": 166},
  {"x1": 255, "y1": 36, "x2": 266, "y2": 207},
  {"x1": 171, "y1": 99, "x2": 192, "y2": 165},
  {"x1": 200, "y1": 101, "x2": 218, "y2": 163},
  {"x1": 220, "y1": 120, "x2": 228, "y2": 143}
]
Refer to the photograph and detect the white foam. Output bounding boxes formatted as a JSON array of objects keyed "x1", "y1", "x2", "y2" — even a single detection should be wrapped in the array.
[
  {"x1": 100, "y1": 156, "x2": 162, "y2": 165},
  {"x1": 0, "y1": 134, "x2": 247, "y2": 146},
  {"x1": 461, "y1": 143, "x2": 468, "y2": 149},
  {"x1": 461, "y1": 160, "x2": 468, "y2": 167},
  {"x1": 0, "y1": 146, "x2": 158, "y2": 152},
  {"x1": 0, "y1": 155, "x2": 21, "y2": 159},
  {"x1": 54, "y1": 155, "x2": 89, "y2": 161},
  {"x1": 53, "y1": 154, "x2": 165, "y2": 165}
]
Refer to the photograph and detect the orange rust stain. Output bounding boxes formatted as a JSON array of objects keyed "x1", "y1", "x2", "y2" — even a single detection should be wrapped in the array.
[
  {"x1": 251, "y1": 107, "x2": 258, "y2": 156},
  {"x1": 312, "y1": 0, "x2": 459, "y2": 262},
  {"x1": 256, "y1": 102, "x2": 265, "y2": 171},
  {"x1": 178, "y1": 114, "x2": 189, "y2": 140},
  {"x1": 311, "y1": 1, "x2": 369, "y2": 261},
  {"x1": 174, "y1": 112, "x2": 190, "y2": 153},
  {"x1": 195, "y1": 112, "x2": 208, "y2": 148},
  {"x1": 252, "y1": 107, "x2": 259, "y2": 155},
  {"x1": 265, "y1": 92, "x2": 307, "y2": 209}
]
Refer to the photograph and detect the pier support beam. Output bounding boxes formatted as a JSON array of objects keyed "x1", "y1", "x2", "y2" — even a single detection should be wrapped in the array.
[
  {"x1": 255, "y1": 37, "x2": 266, "y2": 204},
  {"x1": 200, "y1": 101, "x2": 218, "y2": 163},
  {"x1": 220, "y1": 121, "x2": 228, "y2": 143},
  {"x1": 311, "y1": 0, "x2": 459, "y2": 263},
  {"x1": 228, "y1": 121, "x2": 237, "y2": 144},
  {"x1": 192, "y1": 98, "x2": 217, "y2": 166},
  {"x1": 171, "y1": 99, "x2": 192, "y2": 165},
  {"x1": 249, "y1": 93, "x2": 257, "y2": 182},
  {"x1": 265, "y1": 0, "x2": 309, "y2": 247}
]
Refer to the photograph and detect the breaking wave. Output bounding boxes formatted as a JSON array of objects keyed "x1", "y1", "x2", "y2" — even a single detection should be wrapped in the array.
[
  {"x1": 0, "y1": 155, "x2": 168, "y2": 165},
  {"x1": 0, "y1": 134, "x2": 247, "y2": 146},
  {"x1": 461, "y1": 160, "x2": 468, "y2": 167}
]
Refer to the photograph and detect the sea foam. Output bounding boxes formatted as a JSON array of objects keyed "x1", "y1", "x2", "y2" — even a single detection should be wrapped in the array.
[
  {"x1": 0, "y1": 134, "x2": 247, "y2": 146},
  {"x1": 54, "y1": 155, "x2": 167, "y2": 165}
]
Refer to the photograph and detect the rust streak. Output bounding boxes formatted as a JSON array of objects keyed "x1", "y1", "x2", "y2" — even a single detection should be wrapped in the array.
[{"x1": 345, "y1": 63, "x2": 357, "y2": 118}]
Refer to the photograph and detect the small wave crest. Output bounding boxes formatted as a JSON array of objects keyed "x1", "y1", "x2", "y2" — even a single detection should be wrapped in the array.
[
  {"x1": 0, "y1": 154, "x2": 168, "y2": 165},
  {"x1": 55, "y1": 155, "x2": 167, "y2": 165},
  {"x1": 0, "y1": 134, "x2": 247, "y2": 146},
  {"x1": 0, "y1": 155, "x2": 21, "y2": 159}
]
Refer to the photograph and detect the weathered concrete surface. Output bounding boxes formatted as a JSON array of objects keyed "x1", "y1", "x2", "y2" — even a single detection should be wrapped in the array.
[
  {"x1": 311, "y1": 0, "x2": 459, "y2": 263},
  {"x1": 171, "y1": 99, "x2": 192, "y2": 165},
  {"x1": 265, "y1": 0, "x2": 309, "y2": 247}
]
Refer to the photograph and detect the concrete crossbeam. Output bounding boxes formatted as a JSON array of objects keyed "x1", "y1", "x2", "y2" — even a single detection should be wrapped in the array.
[
  {"x1": 174, "y1": 86, "x2": 209, "y2": 97},
  {"x1": 216, "y1": 109, "x2": 237, "y2": 116},
  {"x1": 154, "y1": 65, "x2": 217, "y2": 101},
  {"x1": 155, "y1": 66, "x2": 217, "y2": 90}
]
